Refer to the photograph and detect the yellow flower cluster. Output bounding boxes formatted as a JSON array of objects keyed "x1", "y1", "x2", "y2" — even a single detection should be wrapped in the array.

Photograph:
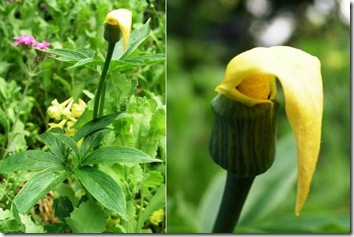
[
  {"x1": 47, "y1": 97, "x2": 86, "y2": 136},
  {"x1": 149, "y1": 209, "x2": 164, "y2": 226}
]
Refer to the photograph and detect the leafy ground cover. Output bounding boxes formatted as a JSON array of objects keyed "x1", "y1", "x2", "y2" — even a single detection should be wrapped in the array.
[{"x1": 0, "y1": 0, "x2": 165, "y2": 233}]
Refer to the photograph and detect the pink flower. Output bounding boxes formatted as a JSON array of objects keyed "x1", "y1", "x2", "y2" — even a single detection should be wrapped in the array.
[
  {"x1": 13, "y1": 34, "x2": 35, "y2": 46},
  {"x1": 33, "y1": 41, "x2": 51, "y2": 50}
]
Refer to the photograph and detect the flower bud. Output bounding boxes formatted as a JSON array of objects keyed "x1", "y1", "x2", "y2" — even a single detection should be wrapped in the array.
[
  {"x1": 48, "y1": 119, "x2": 67, "y2": 130},
  {"x1": 104, "y1": 23, "x2": 121, "y2": 43},
  {"x1": 62, "y1": 98, "x2": 74, "y2": 119},
  {"x1": 104, "y1": 9, "x2": 132, "y2": 50},
  {"x1": 149, "y1": 209, "x2": 164, "y2": 226},
  {"x1": 71, "y1": 99, "x2": 86, "y2": 118},
  {"x1": 209, "y1": 94, "x2": 279, "y2": 177},
  {"x1": 47, "y1": 105, "x2": 62, "y2": 120},
  {"x1": 65, "y1": 121, "x2": 76, "y2": 137}
]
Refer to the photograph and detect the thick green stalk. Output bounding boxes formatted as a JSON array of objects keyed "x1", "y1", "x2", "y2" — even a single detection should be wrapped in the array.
[
  {"x1": 212, "y1": 172, "x2": 254, "y2": 233},
  {"x1": 93, "y1": 42, "x2": 115, "y2": 119},
  {"x1": 98, "y1": 81, "x2": 107, "y2": 118}
]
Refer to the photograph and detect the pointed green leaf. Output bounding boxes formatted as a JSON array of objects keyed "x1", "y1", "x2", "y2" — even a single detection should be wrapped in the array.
[
  {"x1": 66, "y1": 58, "x2": 103, "y2": 70},
  {"x1": 72, "y1": 112, "x2": 120, "y2": 143},
  {"x1": 80, "y1": 129, "x2": 111, "y2": 158},
  {"x1": 109, "y1": 60, "x2": 144, "y2": 72},
  {"x1": 74, "y1": 166, "x2": 127, "y2": 219},
  {"x1": 81, "y1": 146, "x2": 161, "y2": 166},
  {"x1": 0, "y1": 151, "x2": 64, "y2": 173},
  {"x1": 112, "y1": 19, "x2": 151, "y2": 61},
  {"x1": 131, "y1": 54, "x2": 165, "y2": 63},
  {"x1": 48, "y1": 133, "x2": 80, "y2": 159},
  {"x1": 40, "y1": 129, "x2": 66, "y2": 161},
  {"x1": 110, "y1": 54, "x2": 165, "y2": 72},
  {"x1": 13, "y1": 169, "x2": 70, "y2": 214},
  {"x1": 71, "y1": 108, "x2": 93, "y2": 129},
  {"x1": 45, "y1": 48, "x2": 95, "y2": 62}
]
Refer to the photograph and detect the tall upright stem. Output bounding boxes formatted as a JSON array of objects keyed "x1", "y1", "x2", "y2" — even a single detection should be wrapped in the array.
[
  {"x1": 93, "y1": 42, "x2": 115, "y2": 119},
  {"x1": 3, "y1": 74, "x2": 33, "y2": 158},
  {"x1": 98, "y1": 81, "x2": 107, "y2": 118},
  {"x1": 212, "y1": 172, "x2": 255, "y2": 233}
]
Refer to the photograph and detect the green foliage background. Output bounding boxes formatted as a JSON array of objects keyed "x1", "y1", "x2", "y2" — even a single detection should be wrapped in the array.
[{"x1": 167, "y1": 0, "x2": 350, "y2": 233}]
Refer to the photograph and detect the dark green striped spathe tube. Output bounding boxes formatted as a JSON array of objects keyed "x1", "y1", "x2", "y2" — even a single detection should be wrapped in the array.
[
  {"x1": 209, "y1": 94, "x2": 279, "y2": 177},
  {"x1": 104, "y1": 23, "x2": 121, "y2": 43}
]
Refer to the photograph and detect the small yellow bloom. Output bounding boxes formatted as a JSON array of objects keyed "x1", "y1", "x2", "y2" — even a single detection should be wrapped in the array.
[
  {"x1": 47, "y1": 97, "x2": 86, "y2": 138},
  {"x1": 62, "y1": 98, "x2": 74, "y2": 119},
  {"x1": 105, "y1": 9, "x2": 132, "y2": 51},
  {"x1": 47, "y1": 99, "x2": 63, "y2": 120},
  {"x1": 71, "y1": 99, "x2": 87, "y2": 118},
  {"x1": 149, "y1": 209, "x2": 164, "y2": 226},
  {"x1": 47, "y1": 104, "x2": 62, "y2": 120},
  {"x1": 65, "y1": 121, "x2": 76, "y2": 137},
  {"x1": 48, "y1": 119, "x2": 67, "y2": 129},
  {"x1": 216, "y1": 46, "x2": 323, "y2": 215},
  {"x1": 47, "y1": 97, "x2": 73, "y2": 120}
]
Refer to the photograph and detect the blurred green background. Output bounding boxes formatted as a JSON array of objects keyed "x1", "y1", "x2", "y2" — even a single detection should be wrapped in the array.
[{"x1": 167, "y1": 0, "x2": 350, "y2": 233}]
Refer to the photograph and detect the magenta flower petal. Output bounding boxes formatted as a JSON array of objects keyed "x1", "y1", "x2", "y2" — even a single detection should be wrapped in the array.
[
  {"x1": 33, "y1": 41, "x2": 51, "y2": 50},
  {"x1": 20, "y1": 34, "x2": 35, "y2": 45},
  {"x1": 13, "y1": 34, "x2": 36, "y2": 47}
]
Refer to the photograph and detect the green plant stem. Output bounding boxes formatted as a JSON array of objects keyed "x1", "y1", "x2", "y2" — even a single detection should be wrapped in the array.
[
  {"x1": 136, "y1": 164, "x2": 147, "y2": 232},
  {"x1": 98, "y1": 81, "x2": 107, "y2": 117},
  {"x1": 0, "y1": 177, "x2": 9, "y2": 200},
  {"x1": 212, "y1": 172, "x2": 255, "y2": 233},
  {"x1": 93, "y1": 42, "x2": 115, "y2": 119},
  {"x1": 3, "y1": 74, "x2": 33, "y2": 159}
]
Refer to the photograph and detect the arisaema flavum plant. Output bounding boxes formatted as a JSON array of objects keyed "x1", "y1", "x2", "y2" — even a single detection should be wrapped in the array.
[
  {"x1": 94, "y1": 9, "x2": 132, "y2": 119},
  {"x1": 209, "y1": 46, "x2": 323, "y2": 233},
  {"x1": 0, "y1": 8, "x2": 164, "y2": 233}
]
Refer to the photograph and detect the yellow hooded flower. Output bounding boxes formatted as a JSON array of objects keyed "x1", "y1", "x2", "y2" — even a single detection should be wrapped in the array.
[
  {"x1": 215, "y1": 46, "x2": 323, "y2": 215},
  {"x1": 47, "y1": 97, "x2": 73, "y2": 120},
  {"x1": 105, "y1": 9, "x2": 132, "y2": 51},
  {"x1": 62, "y1": 98, "x2": 74, "y2": 119},
  {"x1": 71, "y1": 99, "x2": 87, "y2": 118},
  {"x1": 47, "y1": 97, "x2": 86, "y2": 138},
  {"x1": 48, "y1": 119, "x2": 67, "y2": 129},
  {"x1": 47, "y1": 102, "x2": 62, "y2": 120},
  {"x1": 65, "y1": 120, "x2": 77, "y2": 137}
]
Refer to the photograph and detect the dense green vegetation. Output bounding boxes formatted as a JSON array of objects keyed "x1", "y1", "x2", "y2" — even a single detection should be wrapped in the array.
[
  {"x1": 167, "y1": 0, "x2": 350, "y2": 233},
  {"x1": 0, "y1": 0, "x2": 165, "y2": 233}
]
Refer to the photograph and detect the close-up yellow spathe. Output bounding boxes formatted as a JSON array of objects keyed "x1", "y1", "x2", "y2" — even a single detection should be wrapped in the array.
[
  {"x1": 215, "y1": 46, "x2": 323, "y2": 215},
  {"x1": 104, "y1": 9, "x2": 132, "y2": 51}
]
